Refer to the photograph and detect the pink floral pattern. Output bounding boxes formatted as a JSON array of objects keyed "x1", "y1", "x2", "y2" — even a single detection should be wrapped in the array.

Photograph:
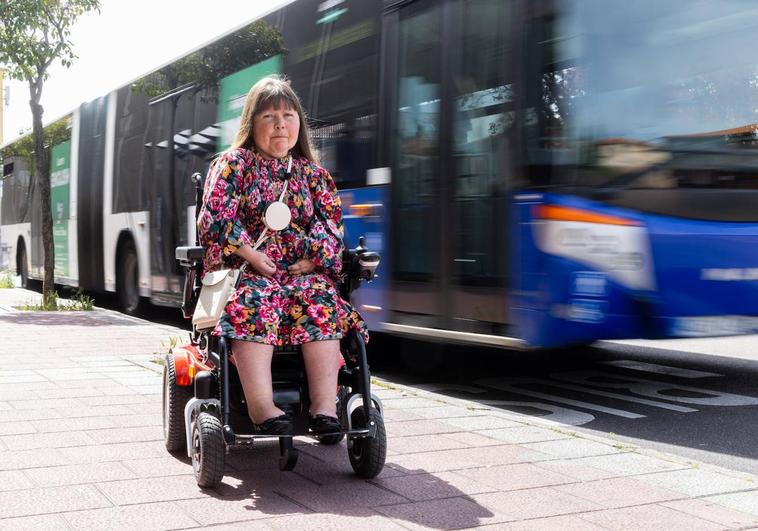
[{"x1": 197, "y1": 148, "x2": 367, "y2": 345}]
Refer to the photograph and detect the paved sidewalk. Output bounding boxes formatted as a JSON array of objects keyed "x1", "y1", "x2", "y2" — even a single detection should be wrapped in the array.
[{"x1": 0, "y1": 287, "x2": 757, "y2": 530}]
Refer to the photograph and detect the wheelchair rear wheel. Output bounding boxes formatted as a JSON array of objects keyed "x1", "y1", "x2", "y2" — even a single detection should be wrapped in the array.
[
  {"x1": 162, "y1": 354, "x2": 194, "y2": 453},
  {"x1": 191, "y1": 411, "x2": 225, "y2": 488},
  {"x1": 348, "y1": 406, "x2": 386, "y2": 478}
]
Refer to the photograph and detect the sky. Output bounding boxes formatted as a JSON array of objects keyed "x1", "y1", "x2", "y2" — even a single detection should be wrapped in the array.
[{"x1": 1, "y1": 0, "x2": 290, "y2": 146}]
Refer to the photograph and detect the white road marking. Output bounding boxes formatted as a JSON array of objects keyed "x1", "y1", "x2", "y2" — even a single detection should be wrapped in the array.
[
  {"x1": 552, "y1": 371, "x2": 758, "y2": 406},
  {"x1": 476, "y1": 378, "x2": 645, "y2": 419},
  {"x1": 480, "y1": 399, "x2": 596, "y2": 426},
  {"x1": 543, "y1": 378, "x2": 698, "y2": 413},
  {"x1": 600, "y1": 360, "x2": 721, "y2": 379}
]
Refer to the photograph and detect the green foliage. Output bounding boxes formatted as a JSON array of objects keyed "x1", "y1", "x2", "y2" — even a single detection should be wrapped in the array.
[
  {"x1": 18, "y1": 288, "x2": 95, "y2": 311},
  {"x1": 0, "y1": 116, "x2": 72, "y2": 168},
  {"x1": 0, "y1": 270, "x2": 14, "y2": 288},
  {"x1": 0, "y1": 0, "x2": 101, "y2": 85},
  {"x1": 132, "y1": 20, "x2": 284, "y2": 100}
]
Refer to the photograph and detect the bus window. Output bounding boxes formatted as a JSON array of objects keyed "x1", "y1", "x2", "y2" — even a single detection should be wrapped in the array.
[
  {"x1": 452, "y1": 0, "x2": 514, "y2": 288},
  {"x1": 393, "y1": 2, "x2": 441, "y2": 281}
]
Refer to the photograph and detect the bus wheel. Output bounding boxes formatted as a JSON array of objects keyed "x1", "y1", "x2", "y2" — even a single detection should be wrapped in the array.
[
  {"x1": 17, "y1": 244, "x2": 28, "y2": 288},
  {"x1": 117, "y1": 239, "x2": 142, "y2": 315}
]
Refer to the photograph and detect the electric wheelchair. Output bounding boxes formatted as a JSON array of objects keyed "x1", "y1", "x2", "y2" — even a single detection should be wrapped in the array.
[{"x1": 163, "y1": 172, "x2": 386, "y2": 488}]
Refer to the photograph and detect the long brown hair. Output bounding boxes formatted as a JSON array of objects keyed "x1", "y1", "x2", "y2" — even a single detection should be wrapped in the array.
[{"x1": 231, "y1": 75, "x2": 317, "y2": 163}]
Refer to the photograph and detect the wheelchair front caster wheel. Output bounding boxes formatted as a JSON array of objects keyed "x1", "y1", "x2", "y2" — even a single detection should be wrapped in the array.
[
  {"x1": 348, "y1": 406, "x2": 386, "y2": 478},
  {"x1": 279, "y1": 448, "x2": 299, "y2": 470},
  {"x1": 279, "y1": 436, "x2": 298, "y2": 471},
  {"x1": 191, "y1": 412, "x2": 225, "y2": 488}
]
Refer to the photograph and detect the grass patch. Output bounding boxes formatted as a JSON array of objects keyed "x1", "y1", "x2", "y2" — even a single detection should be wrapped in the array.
[
  {"x1": 18, "y1": 289, "x2": 95, "y2": 311},
  {"x1": 0, "y1": 270, "x2": 15, "y2": 288},
  {"x1": 152, "y1": 336, "x2": 182, "y2": 365}
]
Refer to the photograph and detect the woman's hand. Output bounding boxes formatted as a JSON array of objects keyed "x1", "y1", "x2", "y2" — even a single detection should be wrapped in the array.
[
  {"x1": 288, "y1": 259, "x2": 315, "y2": 275},
  {"x1": 248, "y1": 250, "x2": 277, "y2": 277}
]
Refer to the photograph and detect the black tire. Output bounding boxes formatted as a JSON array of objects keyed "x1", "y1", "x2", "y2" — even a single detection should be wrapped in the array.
[
  {"x1": 317, "y1": 386, "x2": 349, "y2": 445},
  {"x1": 191, "y1": 411, "x2": 225, "y2": 488},
  {"x1": 17, "y1": 244, "x2": 28, "y2": 288},
  {"x1": 117, "y1": 238, "x2": 142, "y2": 315},
  {"x1": 162, "y1": 354, "x2": 194, "y2": 453},
  {"x1": 348, "y1": 406, "x2": 386, "y2": 478}
]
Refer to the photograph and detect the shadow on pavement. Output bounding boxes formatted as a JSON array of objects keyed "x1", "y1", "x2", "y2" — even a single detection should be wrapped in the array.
[{"x1": 168, "y1": 438, "x2": 496, "y2": 529}]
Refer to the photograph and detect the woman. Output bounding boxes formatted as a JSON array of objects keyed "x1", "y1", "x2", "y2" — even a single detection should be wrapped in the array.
[{"x1": 198, "y1": 75, "x2": 366, "y2": 435}]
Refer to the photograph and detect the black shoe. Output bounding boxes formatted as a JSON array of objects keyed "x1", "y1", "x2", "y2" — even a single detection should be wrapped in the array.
[
  {"x1": 309, "y1": 414, "x2": 341, "y2": 435},
  {"x1": 252, "y1": 414, "x2": 293, "y2": 435}
]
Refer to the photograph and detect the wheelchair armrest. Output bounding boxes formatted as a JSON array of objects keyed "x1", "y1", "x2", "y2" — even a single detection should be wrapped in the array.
[{"x1": 175, "y1": 246, "x2": 204, "y2": 267}]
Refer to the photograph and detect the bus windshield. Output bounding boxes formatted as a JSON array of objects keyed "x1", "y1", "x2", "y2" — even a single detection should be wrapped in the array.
[{"x1": 536, "y1": 0, "x2": 758, "y2": 193}]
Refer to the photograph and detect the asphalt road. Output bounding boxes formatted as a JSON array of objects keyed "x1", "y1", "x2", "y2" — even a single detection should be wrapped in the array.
[{"x1": 369, "y1": 334, "x2": 758, "y2": 476}]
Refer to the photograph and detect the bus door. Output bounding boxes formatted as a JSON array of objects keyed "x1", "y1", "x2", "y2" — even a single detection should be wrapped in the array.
[{"x1": 385, "y1": 0, "x2": 514, "y2": 339}]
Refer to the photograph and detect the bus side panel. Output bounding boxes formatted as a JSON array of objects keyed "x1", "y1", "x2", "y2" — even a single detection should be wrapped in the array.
[
  {"x1": 77, "y1": 97, "x2": 108, "y2": 292},
  {"x1": 341, "y1": 185, "x2": 389, "y2": 332},
  {"x1": 647, "y1": 216, "x2": 758, "y2": 337},
  {"x1": 512, "y1": 193, "x2": 655, "y2": 348}
]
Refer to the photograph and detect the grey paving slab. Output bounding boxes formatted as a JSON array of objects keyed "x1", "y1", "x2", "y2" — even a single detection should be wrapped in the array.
[
  {"x1": 567, "y1": 450, "x2": 689, "y2": 476},
  {"x1": 29, "y1": 415, "x2": 117, "y2": 433},
  {"x1": 577, "y1": 503, "x2": 725, "y2": 531},
  {"x1": 411, "y1": 405, "x2": 486, "y2": 420},
  {"x1": 530, "y1": 458, "x2": 618, "y2": 482},
  {"x1": 121, "y1": 456, "x2": 195, "y2": 478},
  {"x1": 372, "y1": 471, "x2": 496, "y2": 501},
  {"x1": 95, "y1": 475, "x2": 210, "y2": 505},
  {"x1": 0, "y1": 448, "x2": 69, "y2": 471},
  {"x1": 381, "y1": 397, "x2": 447, "y2": 409},
  {"x1": 374, "y1": 496, "x2": 507, "y2": 530},
  {"x1": 475, "y1": 514, "x2": 608, "y2": 530},
  {"x1": 0, "y1": 420, "x2": 36, "y2": 436},
  {"x1": 172, "y1": 489, "x2": 312, "y2": 526},
  {"x1": 265, "y1": 509, "x2": 408, "y2": 531},
  {"x1": 641, "y1": 467, "x2": 758, "y2": 497},
  {"x1": 83, "y1": 425, "x2": 162, "y2": 445},
  {"x1": 555, "y1": 476, "x2": 683, "y2": 509},
  {"x1": 477, "y1": 425, "x2": 571, "y2": 445},
  {"x1": 0, "y1": 471, "x2": 34, "y2": 492},
  {"x1": 662, "y1": 498, "x2": 758, "y2": 527},
  {"x1": 386, "y1": 444, "x2": 550, "y2": 474},
  {"x1": 384, "y1": 418, "x2": 464, "y2": 437},
  {"x1": 442, "y1": 415, "x2": 523, "y2": 431},
  {"x1": 455, "y1": 462, "x2": 578, "y2": 492},
  {"x1": 0, "y1": 430, "x2": 94, "y2": 450},
  {"x1": 274, "y1": 480, "x2": 409, "y2": 512},
  {"x1": 705, "y1": 490, "x2": 758, "y2": 517},
  {"x1": 377, "y1": 433, "x2": 470, "y2": 455},
  {"x1": 0, "y1": 485, "x2": 111, "y2": 518},
  {"x1": 58, "y1": 441, "x2": 165, "y2": 464},
  {"x1": 63, "y1": 501, "x2": 201, "y2": 531},
  {"x1": 522, "y1": 437, "x2": 624, "y2": 460},
  {"x1": 0, "y1": 514, "x2": 70, "y2": 531},
  {"x1": 24, "y1": 461, "x2": 137, "y2": 487},
  {"x1": 472, "y1": 487, "x2": 603, "y2": 520},
  {"x1": 441, "y1": 430, "x2": 507, "y2": 448},
  {"x1": 7, "y1": 398, "x2": 84, "y2": 411}
]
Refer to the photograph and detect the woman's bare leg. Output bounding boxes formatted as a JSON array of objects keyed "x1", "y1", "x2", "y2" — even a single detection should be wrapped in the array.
[
  {"x1": 301, "y1": 339, "x2": 340, "y2": 417},
  {"x1": 231, "y1": 339, "x2": 284, "y2": 424}
]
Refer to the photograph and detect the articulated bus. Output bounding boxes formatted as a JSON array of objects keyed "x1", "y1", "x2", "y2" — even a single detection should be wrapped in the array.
[{"x1": 2, "y1": 0, "x2": 758, "y2": 348}]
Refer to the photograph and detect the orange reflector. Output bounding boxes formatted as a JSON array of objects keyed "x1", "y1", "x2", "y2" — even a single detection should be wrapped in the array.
[
  {"x1": 534, "y1": 205, "x2": 640, "y2": 226},
  {"x1": 349, "y1": 203, "x2": 382, "y2": 217}
]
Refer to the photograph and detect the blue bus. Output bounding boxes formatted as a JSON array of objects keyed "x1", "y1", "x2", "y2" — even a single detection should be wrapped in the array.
[{"x1": 2, "y1": 0, "x2": 757, "y2": 349}]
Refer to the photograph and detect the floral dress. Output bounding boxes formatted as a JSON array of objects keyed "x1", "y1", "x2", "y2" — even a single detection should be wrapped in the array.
[{"x1": 197, "y1": 147, "x2": 367, "y2": 345}]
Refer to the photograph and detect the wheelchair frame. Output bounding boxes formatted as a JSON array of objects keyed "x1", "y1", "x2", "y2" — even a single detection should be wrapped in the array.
[{"x1": 163, "y1": 172, "x2": 387, "y2": 488}]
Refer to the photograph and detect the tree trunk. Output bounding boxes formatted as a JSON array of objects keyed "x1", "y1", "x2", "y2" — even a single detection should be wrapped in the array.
[{"x1": 31, "y1": 99, "x2": 55, "y2": 308}]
